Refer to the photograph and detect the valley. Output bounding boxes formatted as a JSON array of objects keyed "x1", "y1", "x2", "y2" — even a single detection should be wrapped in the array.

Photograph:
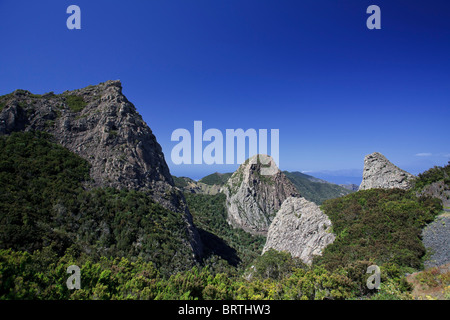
[{"x1": 0, "y1": 81, "x2": 449, "y2": 300}]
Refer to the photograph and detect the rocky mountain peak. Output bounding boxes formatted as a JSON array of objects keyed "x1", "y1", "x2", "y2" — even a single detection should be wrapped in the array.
[
  {"x1": 0, "y1": 80, "x2": 202, "y2": 257},
  {"x1": 1, "y1": 80, "x2": 173, "y2": 192},
  {"x1": 224, "y1": 154, "x2": 300, "y2": 235},
  {"x1": 359, "y1": 152, "x2": 415, "y2": 190}
]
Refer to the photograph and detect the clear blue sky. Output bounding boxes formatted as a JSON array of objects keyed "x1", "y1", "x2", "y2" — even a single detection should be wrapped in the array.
[{"x1": 1, "y1": 0, "x2": 449, "y2": 182}]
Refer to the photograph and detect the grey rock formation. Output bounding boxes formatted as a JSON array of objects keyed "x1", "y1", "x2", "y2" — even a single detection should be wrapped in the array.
[
  {"x1": 359, "y1": 152, "x2": 415, "y2": 190},
  {"x1": 223, "y1": 154, "x2": 300, "y2": 235},
  {"x1": 262, "y1": 196, "x2": 335, "y2": 265},
  {"x1": 418, "y1": 180, "x2": 450, "y2": 208},
  {"x1": 0, "y1": 80, "x2": 202, "y2": 257}
]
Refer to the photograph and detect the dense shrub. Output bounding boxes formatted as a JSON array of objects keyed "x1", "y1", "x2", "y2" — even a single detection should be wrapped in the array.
[
  {"x1": 316, "y1": 189, "x2": 442, "y2": 271},
  {"x1": 0, "y1": 132, "x2": 196, "y2": 275},
  {"x1": 65, "y1": 95, "x2": 87, "y2": 112},
  {"x1": 198, "y1": 172, "x2": 232, "y2": 186},
  {"x1": 185, "y1": 193, "x2": 266, "y2": 268},
  {"x1": 0, "y1": 247, "x2": 411, "y2": 300},
  {"x1": 0, "y1": 131, "x2": 90, "y2": 254},
  {"x1": 413, "y1": 162, "x2": 450, "y2": 191},
  {"x1": 250, "y1": 249, "x2": 307, "y2": 280},
  {"x1": 0, "y1": 131, "x2": 442, "y2": 300}
]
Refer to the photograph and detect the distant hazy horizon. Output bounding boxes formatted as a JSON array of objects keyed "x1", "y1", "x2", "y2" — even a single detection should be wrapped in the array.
[{"x1": 168, "y1": 156, "x2": 449, "y2": 186}]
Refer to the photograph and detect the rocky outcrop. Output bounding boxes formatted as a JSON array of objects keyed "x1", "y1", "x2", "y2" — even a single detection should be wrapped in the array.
[
  {"x1": 0, "y1": 80, "x2": 202, "y2": 257},
  {"x1": 418, "y1": 180, "x2": 450, "y2": 208},
  {"x1": 262, "y1": 197, "x2": 335, "y2": 265},
  {"x1": 1, "y1": 81, "x2": 173, "y2": 196},
  {"x1": 223, "y1": 154, "x2": 300, "y2": 235},
  {"x1": 359, "y1": 152, "x2": 415, "y2": 190}
]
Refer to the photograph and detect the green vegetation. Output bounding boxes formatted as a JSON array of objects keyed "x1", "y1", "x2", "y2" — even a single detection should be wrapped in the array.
[
  {"x1": 172, "y1": 175, "x2": 192, "y2": 188},
  {"x1": 284, "y1": 171, "x2": 354, "y2": 205},
  {"x1": 0, "y1": 246, "x2": 413, "y2": 300},
  {"x1": 185, "y1": 193, "x2": 265, "y2": 268},
  {"x1": 254, "y1": 167, "x2": 275, "y2": 185},
  {"x1": 199, "y1": 172, "x2": 232, "y2": 186},
  {"x1": 0, "y1": 93, "x2": 12, "y2": 108},
  {"x1": 0, "y1": 97, "x2": 6, "y2": 111},
  {"x1": 12, "y1": 89, "x2": 30, "y2": 96},
  {"x1": 251, "y1": 249, "x2": 307, "y2": 280},
  {"x1": 227, "y1": 167, "x2": 244, "y2": 195},
  {"x1": 0, "y1": 131, "x2": 445, "y2": 300},
  {"x1": 413, "y1": 162, "x2": 450, "y2": 191},
  {"x1": 0, "y1": 93, "x2": 12, "y2": 100},
  {"x1": 108, "y1": 130, "x2": 118, "y2": 138},
  {"x1": 65, "y1": 95, "x2": 87, "y2": 112},
  {"x1": 0, "y1": 131, "x2": 90, "y2": 254},
  {"x1": 415, "y1": 266, "x2": 450, "y2": 291},
  {"x1": 0, "y1": 132, "x2": 196, "y2": 276},
  {"x1": 316, "y1": 189, "x2": 442, "y2": 271}
]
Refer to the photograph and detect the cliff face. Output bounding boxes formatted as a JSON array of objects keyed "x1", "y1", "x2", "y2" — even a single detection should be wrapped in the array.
[
  {"x1": 0, "y1": 80, "x2": 202, "y2": 257},
  {"x1": 359, "y1": 152, "x2": 415, "y2": 191},
  {"x1": 223, "y1": 154, "x2": 300, "y2": 235},
  {"x1": 262, "y1": 196, "x2": 335, "y2": 265}
]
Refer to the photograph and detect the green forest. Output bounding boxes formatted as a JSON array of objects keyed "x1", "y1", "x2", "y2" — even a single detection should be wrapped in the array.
[
  {"x1": 0, "y1": 132, "x2": 448, "y2": 300},
  {"x1": 283, "y1": 171, "x2": 353, "y2": 205},
  {"x1": 198, "y1": 172, "x2": 233, "y2": 186}
]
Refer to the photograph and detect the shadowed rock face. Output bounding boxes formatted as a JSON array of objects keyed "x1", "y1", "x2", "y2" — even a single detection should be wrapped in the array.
[
  {"x1": 223, "y1": 154, "x2": 300, "y2": 235},
  {"x1": 0, "y1": 80, "x2": 202, "y2": 257},
  {"x1": 262, "y1": 196, "x2": 335, "y2": 265},
  {"x1": 359, "y1": 152, "x2": 415, "y2": 191}
]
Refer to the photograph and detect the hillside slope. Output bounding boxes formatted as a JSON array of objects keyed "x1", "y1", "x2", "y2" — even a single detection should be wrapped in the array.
[
  {"x1": 199, "y1": 172, "x2": 233, "y2": 186},
  {"x1": 413, "y1": 162, "x2": 450, "y2": 208},
  {"x1": 0, "y1": 132, "x2": 198, "y2": 273},
  {"x1": 283, "y1": 171, "x2": 354, "y2": 205},
  {"x1": 0, "y1": 81, "x2": 202, "y2": 259},
  {"x1": 172, "y1": 176, "x2": 222, "y2": 195},
  {"x1": 316, "y1": 188, "x2": 442, "y2": 271}
]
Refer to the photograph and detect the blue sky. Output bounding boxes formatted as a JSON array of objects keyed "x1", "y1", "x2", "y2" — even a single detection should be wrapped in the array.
[{"x1": 0, "y1": 0, "x2": 449, "y2": 183}]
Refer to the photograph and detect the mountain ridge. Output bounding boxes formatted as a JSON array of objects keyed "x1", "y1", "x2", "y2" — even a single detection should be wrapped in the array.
[
  {"x1": 0, "y1": 80, "x2": 203, "y2": 259},
  {"x1": 173, "y1": 169, "x2": 356, "y2": 206},
  {"x1": 224, "y1": 155, "x2": 300, "y2": 235},
  {"x1": 283, "y1": 171, "x2": 354, "y2": 205}
]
